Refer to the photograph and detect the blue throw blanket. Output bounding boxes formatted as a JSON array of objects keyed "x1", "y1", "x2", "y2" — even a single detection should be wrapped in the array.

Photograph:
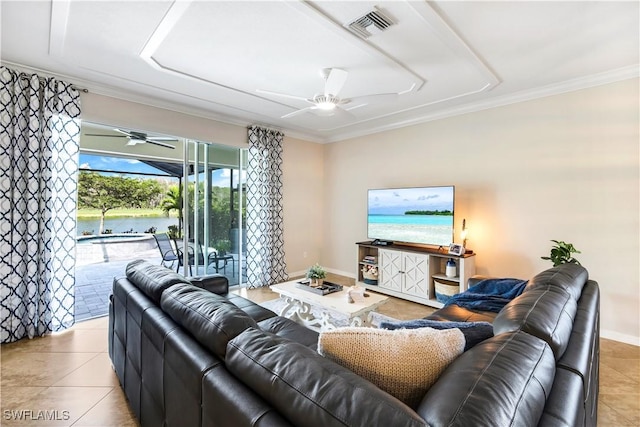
[
  {"x1": 380, "y1": 319, "x2": 494, "y2": 351},
  {"x1": 444, "y1": 278, "x2": 528, "y2": 313}
]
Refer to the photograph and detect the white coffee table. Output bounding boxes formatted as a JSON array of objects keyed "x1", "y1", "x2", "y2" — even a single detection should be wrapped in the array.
[{"x1": 270, "y1": 280, "x2": 388, "y2": 331}]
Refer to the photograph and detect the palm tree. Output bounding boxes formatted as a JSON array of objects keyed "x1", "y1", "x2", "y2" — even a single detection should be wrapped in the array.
[{"x1": 160, "y1": 185, "x2": 183, "y2": 236}]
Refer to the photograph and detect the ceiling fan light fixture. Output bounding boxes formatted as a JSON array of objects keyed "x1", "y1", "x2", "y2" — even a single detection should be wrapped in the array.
[
  {"x1": 314, "y1": 94, "x2": 339, "y2": 111},
  {"x1": 317, "y1": 100, "x2": 336, "y2": 111}
]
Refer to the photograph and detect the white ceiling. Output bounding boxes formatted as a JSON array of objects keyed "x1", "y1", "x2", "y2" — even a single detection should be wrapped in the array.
[{"x1": 1, "y1": 1, "x2": 638, "y2": 143}]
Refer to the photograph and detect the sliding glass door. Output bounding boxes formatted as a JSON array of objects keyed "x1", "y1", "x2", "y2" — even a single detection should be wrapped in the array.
[{"x1": 182, "y1": 140, "x2": 247, "y2": 286}]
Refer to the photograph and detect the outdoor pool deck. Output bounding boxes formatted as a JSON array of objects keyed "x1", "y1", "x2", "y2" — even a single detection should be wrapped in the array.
[{"x1": 75, "y1": 242, "x2": 242, "y2": 322}]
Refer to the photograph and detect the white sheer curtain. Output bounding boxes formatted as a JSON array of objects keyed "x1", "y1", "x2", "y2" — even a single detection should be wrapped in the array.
[
  {"x1": 245, "y1": 126, "x2": 288, "y2": 288},
  {"x1": 0, "y1": 66, "x2": 81, "y2": 343}
]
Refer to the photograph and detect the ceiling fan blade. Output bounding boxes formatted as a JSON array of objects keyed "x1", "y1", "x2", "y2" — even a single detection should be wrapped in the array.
[
  {"x1": 114, "y1": 128, "x2": 133, "y2": 137},
  {"x1": 146, "y1": 137, "x2": 179, "y2": 142},
  {"x1": 324, "y1": 68, "x2": 348, "y2": 97},
  {"x1": 126, "y1": 139, "x2": 145, "y2": 146},
  {"x1": 126, "y1": 139, "x2": 174, "y2": 149},
  {"x1": 85, "y1": 133, "x2": 127, "y2": 138},
  {"x1": 281, "y1": 106, "x2": 314, "y2": 119},
  {"x1": 256, "y1": 89, "x2": 311, "y2": 103},
  {"x1": 145, "y1": 140, "x2": 175, "y2": 149},
  {"x1": 332, "y1": 106, "x2": 355, "y2": 119}
]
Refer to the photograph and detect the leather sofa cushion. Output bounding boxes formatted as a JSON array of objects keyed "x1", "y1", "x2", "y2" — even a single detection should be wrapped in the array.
[
  {"x1": 226, "y1": 293, "x2": 277, "y2": 323},
  {"x1": 257, "y1": 316, "x2": 319, "y2": 349},
  {"x1": 418, "y1": 331, "x2": 556, "y2": 427},
  {"x1": 202, "y1": 364, "x2": 294, "y2": 427},
  {"x1": 126, "y1": 259, "x2": 191, "y2": 305},
  {"x1": 525, "y1": 263, "x2": 588, "y2": 301},
  {"x1": 493, "y1": 286, "x2": 576, "y2": 360},
  {"x1": 161, "y1": 283, "x2": 257, "y2": 359},
  {"x1": 189, "y1": 274, "x2": 229, "y2": 295},
  {"x1": 226, "y1": 327, "x2": 427, "y2": 427},
  {"x1": 425, "y1": 304, "x2": 497, "y2": 323}
]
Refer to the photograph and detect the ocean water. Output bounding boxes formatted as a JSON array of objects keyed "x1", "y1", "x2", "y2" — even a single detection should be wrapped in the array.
[{"x1": 368, "y1": 215, "x2": 453, "y2": 246}]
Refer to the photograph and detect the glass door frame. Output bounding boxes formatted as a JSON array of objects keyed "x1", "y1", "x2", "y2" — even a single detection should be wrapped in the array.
[{"x1": 180, "y1": 140, "x2": 247, "y2": 287}]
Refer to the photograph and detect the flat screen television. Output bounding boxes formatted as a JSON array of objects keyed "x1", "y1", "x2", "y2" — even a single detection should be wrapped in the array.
[{"x1": 367, "y1": 186, "x2": 455, "y2": 246}]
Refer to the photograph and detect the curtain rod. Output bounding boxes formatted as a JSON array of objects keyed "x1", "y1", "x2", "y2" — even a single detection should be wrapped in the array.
[
  {"x1": 248, "y1": 124, "x2": 284, "y2": 133},
  {"x1": 16, "y1": 73, "x2": 88, "y2": 93}
]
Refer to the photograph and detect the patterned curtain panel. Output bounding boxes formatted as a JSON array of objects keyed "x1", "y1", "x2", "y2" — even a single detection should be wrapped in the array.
[
  {"x1": 246, "y1": 126, "x2": 288, "y2": 288},
  {"x1": 0, "y1": 66, "x2": 81, "y2": 343}
]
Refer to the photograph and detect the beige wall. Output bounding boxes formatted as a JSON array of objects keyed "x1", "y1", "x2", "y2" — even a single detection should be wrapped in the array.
[
  {"x1": 281, "y1": 137, "x2": 325, "y2": 274},
  {"x1": 81, "y1": 93, "x2": 247, "y2": 148},
  {"x1": 323, "y1": 78, "x2": 639, "y2": 344}
]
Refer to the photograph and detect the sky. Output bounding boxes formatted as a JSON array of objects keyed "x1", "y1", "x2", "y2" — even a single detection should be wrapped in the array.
[
  {"x1": 79, "y1": 153, "x2": 236, "y2": 187},
  {"x1": 79, "y1": 153, "x2": 164, "y2": 176},
  {"x1": 368, "y1": 186, "x2": 454, "y2": 215}
]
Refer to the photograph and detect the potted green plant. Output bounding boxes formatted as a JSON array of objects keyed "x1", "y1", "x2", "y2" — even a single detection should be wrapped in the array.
[
  {"x1": 306, "y1": 263, "x2": 327, "y2": 287},
  {"x1": 541, "y1": 240, "x2": 581, "y2": 267},
  {"x1": 215, "y1": 239, "x2": 232, "y2": 255},
  {"x1": 167, "y1": 225, "x2": 181, "y2": 240}
]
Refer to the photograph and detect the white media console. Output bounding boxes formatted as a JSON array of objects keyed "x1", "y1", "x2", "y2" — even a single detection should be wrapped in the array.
[{"x1": 356, "y1": 241, "x2": 476, "y2": 308}]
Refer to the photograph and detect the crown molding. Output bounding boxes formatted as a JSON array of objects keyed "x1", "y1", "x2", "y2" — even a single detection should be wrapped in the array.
[
  {"x1": 322, "y1": 64, "x2": 640, "y2": 143},
  {"x1": 4, "y1": 61, "x2": 636, "y2": 145}
]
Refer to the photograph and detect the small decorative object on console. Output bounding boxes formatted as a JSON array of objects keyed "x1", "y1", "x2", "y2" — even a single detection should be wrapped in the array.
[
  {"x1": 448, "y1": 243, "x2": 464, "y2": 256},
  {"x1": 445, "y1": 258, "x2": 457, "y2": 278},
  {"x1": 361, "y1": 264, "x2": 378, "y2": 285}
]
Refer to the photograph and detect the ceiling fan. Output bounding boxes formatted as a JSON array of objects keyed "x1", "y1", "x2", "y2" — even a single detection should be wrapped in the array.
[
  {"x1": 256, "y1": 68, "x2": 398, "y2": 119},
  {"x1": 85, "y1": 129, "x2": 177, "y2": 149}
]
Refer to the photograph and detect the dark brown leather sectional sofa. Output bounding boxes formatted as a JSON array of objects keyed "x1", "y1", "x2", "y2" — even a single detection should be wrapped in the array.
[{"x1": 109, "y1": 260, "x2": 599, "y2": 426}]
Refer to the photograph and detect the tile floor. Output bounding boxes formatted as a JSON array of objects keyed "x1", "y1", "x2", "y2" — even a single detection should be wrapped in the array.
[
  {"x1": 0, "y1": 317, "x2": 137, "y2": 427},
  {"x1": 1, "y1": 275, "x2": 638, "y2": 426}
]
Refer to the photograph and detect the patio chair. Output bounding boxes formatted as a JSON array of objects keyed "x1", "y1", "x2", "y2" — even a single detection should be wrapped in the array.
[
  {"x1": 155, "y1": 233, "x2": 202, "y2": 275},
  {"x1": 153, "y1": 233, "x2": 182, "y2": 272}
]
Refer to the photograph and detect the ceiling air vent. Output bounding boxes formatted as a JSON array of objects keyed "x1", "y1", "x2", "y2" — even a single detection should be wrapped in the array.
[{"x1": 345, "y1": 7, "x2": 394, "y2": 39}]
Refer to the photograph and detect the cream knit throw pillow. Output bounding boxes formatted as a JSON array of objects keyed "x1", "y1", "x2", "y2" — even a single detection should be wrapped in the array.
[{"x1": 318, "y1": 327, "x2": 464, "y2": 408}]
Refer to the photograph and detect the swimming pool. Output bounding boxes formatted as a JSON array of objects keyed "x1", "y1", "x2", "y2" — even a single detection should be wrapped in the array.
[
  {"x1": 76, "y1": 234, "x2": 158, "y2": 265},
  {"x1": 77, "y1": 234, "x2": 153, "y2": 244}
]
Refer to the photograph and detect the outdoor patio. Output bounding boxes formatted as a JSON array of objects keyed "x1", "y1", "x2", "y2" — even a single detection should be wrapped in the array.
[{"x1": 75, "y1": 243, "x2": 242, "y2": 322}]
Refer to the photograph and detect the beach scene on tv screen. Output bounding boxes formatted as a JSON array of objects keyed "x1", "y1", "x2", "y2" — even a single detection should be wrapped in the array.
[{"x1": 368, "y1": 187, "x2": 454, "y2": 246}]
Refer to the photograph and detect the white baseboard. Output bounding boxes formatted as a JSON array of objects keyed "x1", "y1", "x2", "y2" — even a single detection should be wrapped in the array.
[
  {"x1": 288, "y1": 268, "x2": 356, "y2": 280},
  {"x1": 600, "y1": 329, "x2": 640, "y2": 346},
  {"x1": 326, "y1": 268, "x2": 356, "y2": 279},
  {"x1": 288, "y1": 269, "x2": 307, "y2": 279}
]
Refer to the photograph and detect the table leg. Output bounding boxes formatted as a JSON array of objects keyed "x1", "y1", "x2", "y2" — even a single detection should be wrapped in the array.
[
  {"x1": 349, "y1": 316, "x2": 364, "y2": 327},
  {"x1": 278, "y1": 297, "x2": 324, "y2": 330}
]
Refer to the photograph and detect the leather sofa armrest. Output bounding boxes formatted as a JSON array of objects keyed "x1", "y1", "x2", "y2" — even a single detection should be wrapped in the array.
[
  {"x1": 189, "y1": 274, "x2": 229, "y2": 295},
  {"x1": 467, "y1": 275, "x2": 491, "y2": 289}
]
